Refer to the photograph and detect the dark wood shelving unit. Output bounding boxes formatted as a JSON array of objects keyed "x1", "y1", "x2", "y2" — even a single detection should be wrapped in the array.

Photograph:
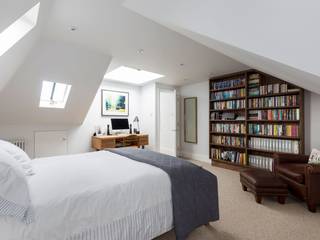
[{"x1": 209, "y1": 69, "x2": 304, "y2": 171}]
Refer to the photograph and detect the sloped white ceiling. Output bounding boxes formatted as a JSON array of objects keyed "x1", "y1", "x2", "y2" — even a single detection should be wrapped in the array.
[
  {"x1": 0, "y1": 0, "x2": 52, "y2": 91},
  {"x1": 0, "y1": 0, "x2": 250, "y2": 126},
  {"x1": 43, "y1": 0, "x2": 247, "y2": 86},
  {"x1": 0, "y1": 39, "x2": 111, "y2": 125},
  {"x1": 124, "y1": 0, "x2": 320, "y2": 93}
]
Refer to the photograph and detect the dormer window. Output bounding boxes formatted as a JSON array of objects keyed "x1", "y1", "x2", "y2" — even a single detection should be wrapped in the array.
[
  {"x1": 0, "y1": 3, "x2": 40, "y2": 57},
  {"x1": 39, "y1": 81, "x2": 71, "y2": 109}
]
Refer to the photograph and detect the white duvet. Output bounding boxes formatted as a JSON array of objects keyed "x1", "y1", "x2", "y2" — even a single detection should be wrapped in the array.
[{"x1": 0, "y1": 151, "x2": 173, "y2": 240}]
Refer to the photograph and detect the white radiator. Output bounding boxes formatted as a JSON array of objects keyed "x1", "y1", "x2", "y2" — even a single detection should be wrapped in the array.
[{"x1": 10, "y1": 138, "x2": 26, "y2": 151}]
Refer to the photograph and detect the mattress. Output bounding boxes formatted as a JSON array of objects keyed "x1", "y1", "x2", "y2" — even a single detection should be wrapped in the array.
[{"x1": 0, "y1": 151, "x2": 173, "y2": 240}]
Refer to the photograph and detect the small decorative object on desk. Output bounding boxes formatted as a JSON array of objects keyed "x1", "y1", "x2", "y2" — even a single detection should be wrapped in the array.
[
  {"x1": 133, "y1": 116, "x2": 140, "y2": 134},
  {"x1": 107, "y1": 124, "x2": 111, "y2": 135},
  {"x1": 129, "y1": 124, "x2": 132, "y2": 134}
]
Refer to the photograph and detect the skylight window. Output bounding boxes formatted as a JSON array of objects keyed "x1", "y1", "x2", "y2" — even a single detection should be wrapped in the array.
[
  {"x1": 104, "y1": 66, "x2": 164, "y2": 85},
  {"x1": 0, "y1": 3, "x2": 40, "y2": 57},
  {"x1": 39, "y1": 81, "x2": 72, "y2": 109}
]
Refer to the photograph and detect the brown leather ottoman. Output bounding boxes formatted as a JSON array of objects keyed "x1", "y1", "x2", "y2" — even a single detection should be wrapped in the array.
[{"x1": 240, "y1": 169, "x2": 288, "y2": 204}]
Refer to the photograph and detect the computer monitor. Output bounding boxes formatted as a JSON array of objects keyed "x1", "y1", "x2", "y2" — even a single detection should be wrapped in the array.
[{"x1": 111, "y1": 118, "x2": 129, "y2": 130}]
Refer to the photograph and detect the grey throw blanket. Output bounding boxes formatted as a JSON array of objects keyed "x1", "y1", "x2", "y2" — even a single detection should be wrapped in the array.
[{"x1": 109, "y1": 148, "x2": 219, "y2": 240}]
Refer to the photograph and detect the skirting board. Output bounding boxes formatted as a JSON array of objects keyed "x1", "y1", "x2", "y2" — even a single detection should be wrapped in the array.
[{"x1": 180, "y1": 151, "x2": 211, "y2": 163}]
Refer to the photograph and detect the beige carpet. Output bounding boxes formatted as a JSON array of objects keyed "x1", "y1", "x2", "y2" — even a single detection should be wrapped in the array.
[{"x1": 156, "y1": 161, "x2": 320, "y2": 240}]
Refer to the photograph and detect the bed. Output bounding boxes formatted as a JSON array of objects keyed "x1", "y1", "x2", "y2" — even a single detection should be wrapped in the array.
[{"x1": 0, "y1": 147, "x2": 219, "y2": 240}]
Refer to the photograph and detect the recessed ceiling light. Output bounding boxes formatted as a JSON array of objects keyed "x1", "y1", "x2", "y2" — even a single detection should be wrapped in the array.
[
  {"x1": 180, "y1": 63, "x2": 185, "y2": 67},
  {"x1": 70, "y1": 26, "x2": 77, "y2": 31},
  {"x1": 104, "y1": 66, "x2": 164, "y2": 85},
  {"x1": 137, "y1": 49, "x2": 144, "y2": 54}
]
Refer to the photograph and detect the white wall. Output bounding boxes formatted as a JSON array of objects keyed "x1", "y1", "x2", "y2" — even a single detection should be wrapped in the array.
[
  {"x1": 179, "y1": 81, "x2": 210, "y2": 162},
  {"x1": 140, "y1": 82, "x2": 157, "y2": 150},
  {"x1": 0, "y1": 81, "x2": 141, "y2": 158},
  {"x1": 67, "y1": 81, "x2": 142, "y2": 154},
  {"x1": 306, "y1": 91, "x2": 320, "y2": 152},
  {"x1": 178, "y1": 81, "x2": 320, "y2": 163}
]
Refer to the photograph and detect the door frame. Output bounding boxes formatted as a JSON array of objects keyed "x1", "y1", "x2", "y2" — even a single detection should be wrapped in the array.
[{"x1": 156, "y1": 85, "x2": 178, "y2": 156}]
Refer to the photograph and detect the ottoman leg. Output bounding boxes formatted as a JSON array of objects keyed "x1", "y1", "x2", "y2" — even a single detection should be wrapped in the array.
[
  {"x1": 242, "y1": 184, "x2": 247, "y2": 191},
  {"x1": 277, "y1": 196, "x2": 286, "y2": 204},
  {"x1": 255, "y1": 194, "x2": 262, "y2": 204}
]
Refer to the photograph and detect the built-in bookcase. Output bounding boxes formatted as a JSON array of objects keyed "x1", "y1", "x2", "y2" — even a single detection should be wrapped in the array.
[{"x1": 209, "y1": 69, "x2": 304, "y2": 171}]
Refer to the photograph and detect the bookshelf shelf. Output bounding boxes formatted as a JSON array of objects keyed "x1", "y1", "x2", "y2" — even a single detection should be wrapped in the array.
[
  {"x1": 247, "y1": 148, "x2": 299, "y2": 155},
  {"x1": 210, "y1": 132, "x2": 246, "y2": 136},
  {"x1": 247, "y1": 91, "x2": 300, "y2": 99},
  {"x1": 210, "y1": 119, "x2": 246, "y2": 122},
  {"x1": 210, "y1": 108, "x2": 246, "y2": 112},
  {"x1": 247, "y1": 120, "x2": 300, "y2": 123},
  {"x1": 247, "y1": 134, "x2": 300, "y2": 140},
  {"x1": 248, "y1": 106, "x2": 299, "y2": 110},
  {"x1": 210, "y1": 143, "x2": 246, "y2": 150},
  {"x1": 212, "y1": 158, "x2": 249, "y2": 167},
  {"x1": 209, "y1": 69, "x2": 304, "y2": 171}
]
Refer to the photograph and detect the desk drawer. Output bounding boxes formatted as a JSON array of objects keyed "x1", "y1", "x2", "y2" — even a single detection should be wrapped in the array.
[
  {"x1": 101, "y1": 139, "x2": 116, "y2": 149},
  {"x1": 139, "y1": 136, "x2": 149, "y2": 146}
]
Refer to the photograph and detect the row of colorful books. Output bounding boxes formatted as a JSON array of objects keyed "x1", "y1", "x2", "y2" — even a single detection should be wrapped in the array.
[
  {"x1": 212, "y1": 136, "x2": 246, "y2": 147},
  {"x1": 213, "y1": 99, "x2": 246, "y2": 110},
  {"x1": 211, "y1": 148, "x2": 247, "y2": 165},
  {"x1": 248, "y1": 95, "x2": 299, "y2": 108},
  {"x1": 249, "y1": 155, "x2": 273, "y2": 171},
  {"x1": 212, "y1": 77, "x2": 245, "y2": 90},
  {"x1": 211, "y1": 88, "x2": 245, "y2": 100},
  {"x1": 258, "y1": 84, "x2": 299, "y2": 95},
  {"x1": 248, "y1": 137, "x2": 299, "y2": 154},
  {"x1": 212, "y1": 123, "x2": 246, "y2": 134},
  {"x1": 210, "y1": 112, "x2": 246, "y2": 121},
  {"x1": 248, "y1": 83, "x2": 292, "y2": 96},
  {"x1": 248, "y1": 109, "x2": 300, "y2": 121},
  {"x1": 248, "y1": 124, "x2": 299, "y2": 137}
]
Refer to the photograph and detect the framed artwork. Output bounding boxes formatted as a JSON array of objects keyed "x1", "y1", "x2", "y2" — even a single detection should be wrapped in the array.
[{"x1": 101, "y1": 90, "x2": 129, "y2": 116}]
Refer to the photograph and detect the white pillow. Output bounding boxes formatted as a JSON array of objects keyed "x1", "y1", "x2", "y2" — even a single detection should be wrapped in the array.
[
  {"x1": 309, "y1": 149, "x2": 320, "y2": 164},
  {"x1": 0, "y1": 140, "x2": 34, "y2": 176},
  {"x1": 0, "y1": 148, "x2": 33, "y2": 223}
]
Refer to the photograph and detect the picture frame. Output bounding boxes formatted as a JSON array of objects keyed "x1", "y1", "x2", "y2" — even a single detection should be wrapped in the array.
[{"x1": 101, "y1": 90, "x2": 129, "y2": 116}]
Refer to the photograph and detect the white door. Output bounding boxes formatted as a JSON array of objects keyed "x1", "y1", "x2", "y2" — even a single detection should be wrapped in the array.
[
  {"x1": 159, "y1": 88, "x2": 177, "y2": 156},
  {"x1": 35, "y1": 131, "x2": 68, "y2": 158}
]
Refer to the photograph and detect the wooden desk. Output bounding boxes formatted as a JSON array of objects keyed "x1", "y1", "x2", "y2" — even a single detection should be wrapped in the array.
[{"x1": 92, "y1": 134, "x2": 149, "y2": 150}]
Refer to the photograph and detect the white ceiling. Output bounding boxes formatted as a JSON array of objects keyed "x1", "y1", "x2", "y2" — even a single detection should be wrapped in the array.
[
  {"x1": 123, "y1": 0, "x2": 320, "y2": 93},
  {"x1": 0, "y1": 0, "x2": 249, "y2": 125},
  {"x1": 42, "y1": 0, "x2": 247, "y2": 86}
]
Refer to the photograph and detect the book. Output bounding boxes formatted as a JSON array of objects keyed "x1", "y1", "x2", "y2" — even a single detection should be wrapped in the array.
[
  {"x1": 212, "y1": 77, "x2": 245, "y2": 90},
  {"x1": 248, "y1": 155, "x2": 273, "y2": 171},
  {"x1": 248, "y1": 123, "x2": 299, "y2": 137},
  {"x1": 212, "y1": 148, "x2": 246, "y2": 165},
  {"x1": 248, "y1": 137, "x2": 299, "y2": 154},
  {"x1": 212, "y1": 136, "x2": 246, "y2": 147},
  {"x1": 212, "y1": 123, "x2": 246, "y2": 134},
  {"x1": 213, "y1": 99, "x2": 245, "y2": 110},
  {"x1": 248, "y1": 109, "x2": 300, "y2": 121}
]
